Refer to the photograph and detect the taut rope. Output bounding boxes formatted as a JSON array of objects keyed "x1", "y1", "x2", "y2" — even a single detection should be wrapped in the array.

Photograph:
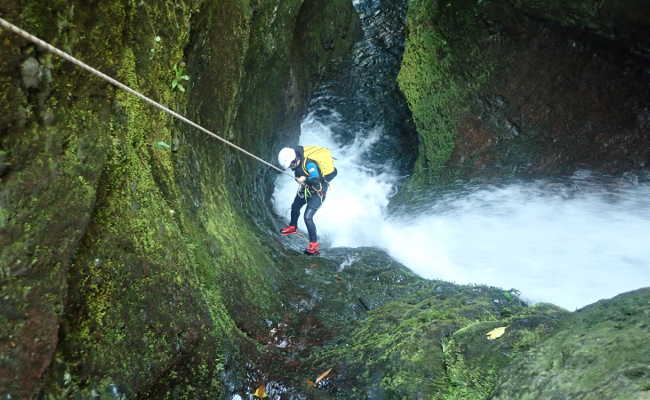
[{"x1": 0, "y1": 16, "x2": 292, "y2": 176}]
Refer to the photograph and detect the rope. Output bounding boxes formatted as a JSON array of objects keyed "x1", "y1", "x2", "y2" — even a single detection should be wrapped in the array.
[{"x1": 0, "y1": 16, "x2": 293, "y2": 177}]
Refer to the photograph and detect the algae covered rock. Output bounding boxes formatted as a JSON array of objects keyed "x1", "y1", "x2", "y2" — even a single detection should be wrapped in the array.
[
  {"x1": 2, "y1": 0, "x2": 648, "y2": 398},
  {"x1": 398, "y1": 0, "x2": 650, "y2": 187},
  {"x1": 508, "y1": 0, "x2": 650, "y2": 60},
  {"x1": 289, "y1": 247, "x2": 532, "y2": 399},
  {"x1": 278, "y1": 245, "x2": 647, "y2": 400},
  {"x1": 441, "y1": 303, "x2": 568, "y2": 399},
  {"x1": 226, "y1": 246, "x2": 535, "y2": 399},
  {"x1": 20, "y1": 57, "x2": 43, "y2": 89},
  {"x1": 0, "y1": 0, "x2": 359, "y2": 397},
  {"x1": 493, "y1": 288, "x2": 650, "y2": 400},
  {"x1": 309, "y1": 283, "x2": 530, "y2": 399}
]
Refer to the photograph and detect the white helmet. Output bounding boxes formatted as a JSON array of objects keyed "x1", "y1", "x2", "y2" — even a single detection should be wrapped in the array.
[{"x1": 278, "y1": 147, "x2": 297, "y2": 169}]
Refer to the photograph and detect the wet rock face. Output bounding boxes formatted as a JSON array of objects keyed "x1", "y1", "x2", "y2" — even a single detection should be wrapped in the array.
[
  {"x1": 308, "y1": 0, "x2": 419, "y2": 176},
  {"x1": 0, "y1": 0, "x2": 359, "y2": 398},
  {"x1": 2, "y1": 0, "x2": 647, "y2": 399},
  {"x1": 272, "y1": 247, "x2": 646, "y2": 400},
  {"x1": 451, "y1": 16, "x2": 650, "y2": 178},
  {"x1": 232, "y1": 247, "x2": 568, "y2": 399},
  {"x1": 398, "y1": 0, "x2": 650, "y2": 185},
  {"x1": 493, "y1": 288, "x2": 650, "y2": 400},
  {"x1": 508, "y1": 0, "x2": 650, "y2": 61},
  {"x1": 20, "y1": 57, "x2": 42, "y2": 89}
]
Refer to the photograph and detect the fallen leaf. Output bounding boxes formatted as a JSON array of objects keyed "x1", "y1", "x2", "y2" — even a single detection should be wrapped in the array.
[
  {"x1": 315, "y1": 368, "x2": 333, "y2": 384},
  {"x1": 486, "y1": 326, "x2": 507, "y2": 340},
  {"x1": 253, "y1": 383, "x2": 267, "y2": 398},
  {"x1": 306, "y1": 379, "x2": 316, "y2": 388}
]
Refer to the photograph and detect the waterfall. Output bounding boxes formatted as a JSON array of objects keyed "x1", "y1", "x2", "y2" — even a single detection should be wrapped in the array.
[{"x1": 273, "y1": 114, "x2": 650, "y2": 310}]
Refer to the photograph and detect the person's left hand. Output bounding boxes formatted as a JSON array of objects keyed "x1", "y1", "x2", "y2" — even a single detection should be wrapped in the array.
[{"x1": 295, "y1": 176, "x2": 306, "y2": 184}]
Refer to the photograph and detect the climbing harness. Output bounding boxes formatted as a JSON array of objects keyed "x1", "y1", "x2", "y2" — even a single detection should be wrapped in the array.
[
  {"x1": 298, "y1": 180, "x2": 327, "y2": 199},
  {"x1": 0, "y1": 17, "x2": 294, "y2": 178},
  {"x1": 312, "y1": 181, "x2": 327, "y2": 202},
  {"x1": 297, "y1": 184, "x2": 311, "y2": 200}
]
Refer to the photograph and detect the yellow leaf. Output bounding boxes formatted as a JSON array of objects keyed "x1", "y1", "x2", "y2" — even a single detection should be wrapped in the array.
[
  {"x1": 486, "y1": 326, "x2": 507, "y2": 340},
  {"x1": 253, "y1": 383, "x2": 267, "y2": 398},
  {"x1": 306, "y1": 379, "x2": 317, "y2": 388},
  {"x1": 315, "y1": 368, "x2": 333, "y2": 384}
]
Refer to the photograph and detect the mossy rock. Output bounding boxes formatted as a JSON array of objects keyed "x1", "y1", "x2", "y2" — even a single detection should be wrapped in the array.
[
  {"x1": 441, "y1": 303, "x2": 568, "y2": 400},
  {"x1": 294, "y1": 248, "x2": 530, "y2": 399},
  {"x1": 493, "y1": 288, "x2": 650, "y2": 400},
  {"x1": 508, "y1": 0, "x2": 650, "y2": 59},
  {"x1": 398, "y1": 0, "x2": 650, "y2": 189},
  {"x1": 0, "y1": 0, "x2": 360, "y2": 397}
]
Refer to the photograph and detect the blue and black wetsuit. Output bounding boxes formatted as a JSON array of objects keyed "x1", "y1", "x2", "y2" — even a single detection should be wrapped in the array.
[{"x1": 289, "y1": 151, "x2": 337, "y2": 242}]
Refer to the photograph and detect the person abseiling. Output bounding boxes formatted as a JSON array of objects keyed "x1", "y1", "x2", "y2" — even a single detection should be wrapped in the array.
[{"x1": 277, "y1": 145, "x2": 337, "y2": 256}]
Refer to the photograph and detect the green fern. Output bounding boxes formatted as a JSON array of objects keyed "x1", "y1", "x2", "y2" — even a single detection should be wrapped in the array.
[{"x1": 171, "y1": 62, "x2": 190, "y2": 92}]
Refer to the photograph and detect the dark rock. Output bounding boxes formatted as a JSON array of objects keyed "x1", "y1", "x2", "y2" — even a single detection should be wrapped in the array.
[
  {"x1": 2, "y1": 0, "x2": 648, "y2": 398},
  {"x1": 399, "y1": 0, "x2": 650, "y2": 185},
  {"x1": 40, "y1": 109, "x2": 55, "y2": 126},
  {"x1": 0, "y1": 150, "x2": 9, "y2": 177},
  {"x1": 20, "y1": 57, "x2": 42, "y2": 89},
  {"x1": 283, "y1": 248, "x2": 532, "y2": 399},
  {"x1": 440, "y1": 303, "x2": 568, "y2": 399},
  {"x1": 304, "y1": 0, "x2": 418, "y2": 177},
  {"x1": 493, "y1": 288, "x2": 650, "y2": 400}
]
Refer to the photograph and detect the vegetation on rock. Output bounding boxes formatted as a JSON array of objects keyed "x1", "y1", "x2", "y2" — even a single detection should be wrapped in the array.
[
  {"x1": 0, "y1": 0, "x2": 359, "y2": 397},
  {"x1": 1, "y1": 0, "x2": 648, "y2": 398},
  {"x1": 398, "y1": 0, "x2": 650, "y2": 187}
]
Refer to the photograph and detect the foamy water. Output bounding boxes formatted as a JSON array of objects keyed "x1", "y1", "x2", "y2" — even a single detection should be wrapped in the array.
[{"x1": 273, "y1": 115, "x2": 650, "y2": 310}]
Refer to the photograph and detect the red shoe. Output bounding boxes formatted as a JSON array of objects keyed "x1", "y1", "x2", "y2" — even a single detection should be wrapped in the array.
[
  {"x1": 304, "y1": 241, "x2": 320, "y2": 256},
  {"x1": 280, "y1": 225, "x2": 298, "y2": 235}
]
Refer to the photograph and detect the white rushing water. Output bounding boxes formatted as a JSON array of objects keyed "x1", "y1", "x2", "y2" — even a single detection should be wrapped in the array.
[{"x1": 273, "y1": 115, "x2": 650, "y2": 311}]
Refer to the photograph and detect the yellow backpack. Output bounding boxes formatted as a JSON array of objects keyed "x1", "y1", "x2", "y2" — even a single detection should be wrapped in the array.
[{"x1": 302, "y1": 145, "x2": 335, "y2": 176}]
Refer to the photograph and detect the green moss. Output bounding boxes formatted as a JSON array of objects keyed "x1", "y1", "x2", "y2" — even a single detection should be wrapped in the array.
[
  {"x1": 494, "y1": 289, "x2": 650, "y2": 399},
  {"x1": 25, "y1": 0, "x2": 357, "y2": 395},
  {"x1": 0, "y1": 206, "x2": 7, "y2": 230},
  {"x1": 52, "y1": 11, "x2": 238, "y2": 393},
  {"x1": 308, "y1": 279, "x2": 530, "y2": 399},
  {"x1": 440, "y1": 303, "x2": 568, "y2": 400},
  {"x1": 442, "y1": 344, "x2": 499, "y2": 400},
  {"x1": 0, "y1": 0, "x2": 246, "y2": 396},
  {"x1": 397, "y1": 0, "x2": 498, "y2": 186},
  {"x1": 398, "y1": 0, "x2": 460, "y2": 182}
]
